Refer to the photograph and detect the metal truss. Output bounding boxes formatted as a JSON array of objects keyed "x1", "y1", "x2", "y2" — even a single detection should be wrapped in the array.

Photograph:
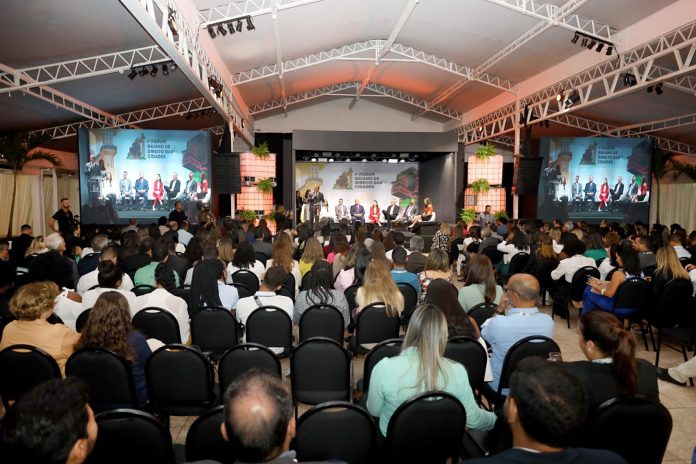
[
  {"x1": 647, "y1": 64, "x2": 696, "y2": 95},
  {"x1": 119, "y1": 0, "x2": 254, "y2": 144},
  {"x1": 0, "y1": 46, "x2": 169, "y2": 93},
  {"x1": 608, "y1": 112, "x2": 696, "y2": 137},
  {"x1": 248, "y1": 81, "x2": 464, "y2": 120},
  {"x1": 196, "y1": 0, "x2": 324, "y2": 28},
  {"x1": 270, "y1": 1, "x2": 288, "y2": 115},
  {"x1": 456, "y1": 20, "x2": 696, "y2": 143},
  {"x1": 28, "y1": 98, "x2": 211, "y2": 139},
  {"x1": 488, "y1": 135, "x2": 517, "y2": 148}
]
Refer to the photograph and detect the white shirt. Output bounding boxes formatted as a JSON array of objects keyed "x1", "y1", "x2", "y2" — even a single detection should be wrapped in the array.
[
  {"x1": 689, "y1": 268, "x2": 696, "y2": 297},
  {"x1": 134, "y1": 288, "x2": 190, "y2": 343},
  {"x1": 218, "y1": 281, "x2": 240, "y2": 310},
  {"x1": 550, "y1": 255, "x2": 597, "y2": 283},
  {"x1": 496, "y1": 242, "x2": 530, "y2": 265},
  {"x1": 177, "y1": 229, "x2": 193, "y2": 246},
  {"x1": 76, "y1": 269, "x2": 134, "y2": 296},
  {"x1": 81, "y1": 288, "x2": 137, "y2": 316},
  {"x1": 598, "y1": 257, "x2": 615, "y2": 280},
  {"x1": 552, "y1": 240, "x2": 564, "y2": 255},
  {"x1": 227, "y1": 261, "x2": 266, "y2": 284},
  {"x1": 672, "y1": 245, "x2": 692, "y2": 260},
  {"x1": 53, "y1": 291, "x2": 83, "y2": 331},
  {"x1": 235, "y1": 291, "x2": 294, "y2": 354}
]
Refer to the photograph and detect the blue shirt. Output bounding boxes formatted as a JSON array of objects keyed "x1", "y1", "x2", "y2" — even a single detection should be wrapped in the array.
[
  {"x1": 391, "y1": 269, "x2": 420, "y2": 295},
  {"x1": 480, "y1": 307, "x2": 554, "y2": 392}
]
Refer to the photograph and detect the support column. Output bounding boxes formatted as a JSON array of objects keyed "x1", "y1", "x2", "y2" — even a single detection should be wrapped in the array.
[{"x1": 513, "y1": 99, "x2": 520, "y2": 219}]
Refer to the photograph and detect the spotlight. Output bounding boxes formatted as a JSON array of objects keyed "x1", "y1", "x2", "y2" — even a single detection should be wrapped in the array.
[
  {"x1": 647, "y1": 85, "x2": 654, "y2": 93},
  {"x1": 167, "y1": 8, "x2": 178, "y2": 35},
  {"x1": 382, "y1": 159, "x2": 387, "y2": 163},
  {"x1": 556, "y1": 93, "x2": 563, "y2": 102},
  {"x1": 581, "y1": 37, "x2": 588, "y2": 47},
  {"x1": 227, "y1": 22, "x2": 236, "y2": 34},
  {"x1": 128, "y1": 69, "x2": 137, "y2": 80},
  {"x1": 185, "y1": 112, "x2": 192, "y2": 120},
  {"x1": 399, "y1": 159, "x2": 405, "y2": 163},
  {"x1": 571, "y1": 33, "x2": 579, "y2": 44},
  {"x1": 587, "y1": 39, "x2": 596, "y2": 49},
  {"x1": 564, "y1": 91, "x2": 580, "y2": 109},
  {"x1": 596, "y1": 42, "x2": 604, "y2": 52},
  {"x1": 246, "y1": 16, "x2": 255, "y2": 31},
  {"x1": 606, "y1": 46, "x2": 613, "y2": 55},
  {"x1": 170, "y1": 63, "x2": 177, "y2": 72},
  {"x1": 655, "y1": 83, "x2": 663, "y2": 95},
  {"x1": 217, "y1": 23, "x2": 227, "y2": 36},
  {"x1": 236, "y1": 20, "x2": 243, "y2": 32},
  {"x1": 623, "y1": 73, "x2": 637, "y2": 87},
  {"x1": 328, "y1": 158, "x2": 335, "y2": 163},
  {"x1": 150, "y1": 65, "x2": 158, "y2": 77},
  {"x1": 138, "y1": 67, "x2": 148, "y2": 77},
  {"x1": 311, "y1": 157, "x2": 317, "y2": 162},
  {"x1": 162, "y1": 64, "x2": 169, "y2": 76},
  {"x1": 208, "y1": 26, "x2": 216, "y2": 38},
  {"x1": 362, "y1": 159, "x2": 367, "y2": 163}
]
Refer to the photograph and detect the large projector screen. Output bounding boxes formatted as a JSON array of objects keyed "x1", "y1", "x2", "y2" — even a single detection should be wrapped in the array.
[
  {"x1": 537, "y1": 137, "x2": 652, "y2": 225},
  {"x1": 78, "y1": 128, "x2": 212, "y2": 224}
]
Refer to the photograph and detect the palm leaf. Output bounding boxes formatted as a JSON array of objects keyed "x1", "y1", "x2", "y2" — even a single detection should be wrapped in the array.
[
  {"x1": 668, "y1": 160, "x2": 696, "y2": 182},
  {"x1": 23, "y1": 151, "x2": 63, "y2": 168}
]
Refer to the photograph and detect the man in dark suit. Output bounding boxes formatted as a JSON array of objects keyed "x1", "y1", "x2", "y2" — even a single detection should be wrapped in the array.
[
  {"x1": 405, "y1": 235, "x2": 427, "y2": 273},
  {"x1": 10, "y1": 224, "x2": 33, "y2": 265},
  {"x1": 164, "y1": 172, "x2": 181, "y2": 205},
  {"x1": 309, "y1": 185, "x2": 324, "y2": 226},
  {"x1": 584, "y1": 175, "x2": 597, "y2": 202},
  {"x1": 610, "y1": 176, "x2": 624, "y2": 202},
  {"x1": 178, "y1": 171, "x2": 198, "y2": 201},
  {"x1": 350, "y1": 199, "x2": 365, "y2": 224},
  {"x1": 401, "y1": 198, "x2": 418, "y2": 223},
  {"x1": 382, "y1": 199, "x2": 400, "y2": 225},
  {"x1": 134, "y1": 171, "x2": 149, "y2": 210}
]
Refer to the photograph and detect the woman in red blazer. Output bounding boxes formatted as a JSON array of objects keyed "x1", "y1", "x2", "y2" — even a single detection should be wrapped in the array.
[
  {"x1": 369, "y1": 200, "x2": 381, "y2": 224},
  {"x1": 598, "y1": 177, "x2": 609, "y2": 211},
  {"x1": 152, "y1": 173, "x2": 164, "y2": 210}
]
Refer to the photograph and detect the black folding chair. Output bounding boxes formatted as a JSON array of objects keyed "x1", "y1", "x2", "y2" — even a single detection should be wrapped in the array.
[
  {"x1": 231, "y1": 270, "x2": 260, "y2": 294},
  {"x1": 185, "y1": 406, "x2": 236, "y2": 464},
  {"x1": 445, "y1": 336, "x2": 488, "y2": 398},
  {"x1": 191, "y1": 307, "x2": 241, "y2": 361},
  {"x1": 612, "y1": 277, "x2": 652, "y2": 350},
  {"x1": 468, "y1": 302, "x2": 497, "y2": 328},
  {"x1": 76, "y1": 308, "x2": 92, "y2": 333},
  {"x1": 298, "y1": 304, "x2": 345, "y2": 343},
  {"x1": 276, "y1": 284, "x2": 295, "y2": 302},
  {"x1": 553, "y1": 266, "x2": 599, "y2": 328},
  {"x1": 132, "y1": 284, "x2": 156, "y2": 296},
  {"x1": 350, "y1": 302, "x2": 401, "y2": 355},
  {"x1": 254, "y1": 252, "x2": 269, "y2": 266},
  {"x1": 232, "y1": 282, "x2": 253, "y2": 299},
  {"x1": 535, "y1": 258, "x2": 558, "y2": 306},
  {"x1": 218, "y1": 343, "x2": 281, "y2": 399},
  {"x1": 245, "y1": 306, "x2": 293, "y2": 357},
  {"x1": 507, "y1": 252, "x2": 530, "y2": 278},
  {"x1": 481, "y1": 247, "x2": 503, "y2": 266},
  {"x1": 397, "y1": 283, "x2": 419, "y2": 327},
  {"x1": 0, "y1": 344, "x2": 61, "y2": 408},
  {"x1": 648, "y1": 278, "x2": 694, "y2": 355},
  {"x1": 357, "y1": 338, "x2": 402, "y2": 407},
  {"x1": 132, "y1": 307, "x2": 181, "y2": 344}
]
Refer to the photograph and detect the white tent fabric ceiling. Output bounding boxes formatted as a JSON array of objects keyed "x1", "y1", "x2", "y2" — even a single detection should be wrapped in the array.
[{"x1": 0, "y1": 0, "x2": 695, "y2": 154}]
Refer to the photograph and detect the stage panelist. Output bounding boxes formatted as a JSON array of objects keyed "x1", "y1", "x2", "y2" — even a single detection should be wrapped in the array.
[
  {"x1": 368, "y1": 201, "x2": 381, "y2": 224},
  {"x1": 382, "y1": 199, "x2": 400, "y2": 225},
  {"x1": 119, "y1": 171, "x2": 133, "y2": 210},
  {"x1": 134, "y1": 171, "x2": 149, "y2": 210},
  {"x1": 335, "y1": 198, "x2": 349, "y2": 222},
  {"x1": 309, "y1": 185, "x2": 324, "y2": 226},
  {"x1": 625, "y1": 175, "x2": 638, "y2": 202},
  {"x1": 164, "y1": 173, "x2": 180, "y2": 205},
  {"x1": 571, "y1": 175, "x2": 583, "y2": 203},
  {"x1": 584, "y1": 175, "x2": 596, "y2": 202},
  {"x1": 178, "y1": 171, "x2": 198, "y2": 201},
  {"x1": 610, "y1": 176, "x2": 624, "y2": 202},
  {"x1": 408, "y1": 197, "x2": 433, "y2": 230},
  {"x1": 598, "y1": 178, "x2": 609, "y2": 211},
  {"x1": 152, "y1": 173, "x2": 164, "y2": 210},
  {"x1": 350, "y1": 199, "x2": 365, "y2": 224},
  {"x1": 402, "y1": 198, "x2": 418, "y2": 223}
]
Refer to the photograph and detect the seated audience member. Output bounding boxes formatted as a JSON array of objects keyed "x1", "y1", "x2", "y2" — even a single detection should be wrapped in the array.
[
  {"x1": 21, "y1": 235, "x2": 49, "y2": 268},
  {"x1": 293, "y1": 260, "x2": 350, "y2": 327},
  {"x1": 550, "y1": 237, "x2": 596, "y2": 283},
  {"x1": 266, "y1": 234, "x2": 302, "y2": 294},
  {"x1": 367, "y1": 304, "x2": 497, "y2": 437},
  {"x1": 77, "y1": 234, "x2": 108, "y2": 277},
  {"x1": 458, "y1": 254, "x2": 503, "y2": 312},
  {"x1": 81, "y1": 261, "x2": 137, "y2": 316},
  {"x1": 652, "y1": 246, "x2": 691, "y2": 303},
  {"x1": 598, "y1": 243, "x2": 621, "y2": 280},
  {"x1": 564, "y1": 311, "x2": 658, "y2": 412},
  {"x1": 496, "y1": 228, "x2": 530, "y2": 276},
  {"x1": 0, "y1": 281, "x2": 80, "y2": 375},
  {"x1": 430, "y1": 222, "x2": 452, "y2": 253},
  {"x1": 134, "y1": 263, "x2": 190, "y2": 343},
  {"x1": 584, "y1": 230, "x2": 608, "y2": 261},
  {"x1": 481, "y1": 274, "x2": 554, "y2": 393},
  {"x1": 184, "y1": 242, "x2": 217, "y2": 286},
  {"x1": 134, "y1": 242, "x2": 180, "y2": 288},
  {"x1": 329, "y1": 234, "x2": 349, "y2": 274},
  {"x1": 405, "y1": 235, "x2": 427, "y2": 274},
  {"x1": 0, "y1": 378, "x2": 97, "y2": 463},
  {"x1": 418, "y1": 248, "x2": 453, "y2": 302},
  {"x1": 298, "y1": 237, "x2": 326, "y2": 278},
  {"x1": 120, "y1": 237, "x2": 154, "y2": 278},
  {"x1": 369, "y1": 241, "x2": 392, "y2": 270},
  {"x1": 477, "y1": 227, "x2": 501, "y2": 255},
  {"x1": 76, "y1": 292, "x2": 152, "y2": 407},
  {"x1": 9, "y1": 224, "x2": 34, "y2": 265},
  {"x1": 521, "y1": 234, "x2": 558, "y2": 275},
  {"x1": 390, "y1": 246, "x2": 420, "y2": 295},
  {"x1": 335, "y1": 246, "x2": 371, "y2": 293},
  {"x1": 76, "y1": 246, "x2": 134, "y2": 295},
  {"x1": 669, "y1": 233, "x2": 692, "y2": 260},
  {"x1": 160, "y1": 234, "x2": 190, "y2": 283},
  {"x1": 235, "y1": 265, "x2": 293, "y2": 329},
  {"x1": 385, "y1": 231, "x2": 410, "y2": 261},
  {"x1": 355, "y1": 260, "x2": 404, "y2": 319},
  {"x1": 582, "y1": 245, "x2": 643, "y2": 316},
  {"x1": 228, "y1": 241, "x2": 266, "y2": 283},
  {"x1": 464, "y1": 225, "x2": 482, "y2": 248},
  {"x1": 27, "y1": 233, "x2": 80, "y2": 290},
  {"x1": 634, "y1": 235, "x2": 656, "y2": 270},
  {"x1": 251, "y1": 226, "x2": 274, "y2": 257},
  {"x1": 658, "y1": 348, "x2": 696, "y2": 386},
  {"x1": 467, "y1": 358, "x2": 627, "y2": 464},
  {"x1": 190, "y1": 258, "x2": 239, "y2": 313}
]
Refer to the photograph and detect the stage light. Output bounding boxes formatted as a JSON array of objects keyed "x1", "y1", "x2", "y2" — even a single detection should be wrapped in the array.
[
  {"x1": 246, "y1": 16, "x2": 255, "y2": 31},
  {"x1": 655, "y1": 83, "x2": 663, "y2": 95},
  {"x1": 477, "y1": 126, "x2": 484, "y2": 133},
  {"x1": 170, "y1": 63, "x2": 177, "y2": 72},
  {"x1": 217, "y1": 23, "x2": 227, "y2": 36},
  {"x1": 227, "y1": 22, "x2": 236, "y2": 34},
  {"x1": 647, "y1": 85, "x2": 653, "y2": 93},
  {"x1": 606, "y1": 46, "x2": 613, "y2": 55},
  {"x1": 382, "y1": 159, "x2": 387, "y2": 163},
  {"x1": 623, "y1": 73, "x2": 637, "y2": 87},
  {"x1": 162, "y1": 64, "x2": 169, "y2": 76},
  {"x1": 581, "y1": 37, "x2": 588, "y2": 47},
  {"x1": 587, "y1": 39, "x2": 596, "y2": 49},
  {"x1": 208, "y1": 26, "x2": 216, "y2": 38},
  {"x1": 128, "y1": 69, "x2": 137, "y2": 80},
  {"x1": 571, "y1": 33, "x2": 579, "y2": 44},
  {"x1": 564, "y1": 91, "x2": 580, "y2": 109},
  {"x1": 596, "y1": 43, "x2": 604, "y2": 52},
  {"x1": 167, "y1": 8, "x2": 178, "y2": 36},
  {"x1": 556, "y1": 93, "x2": 563, "y2": 102},
  {"x1": 236, "y1": 20, "x2": 243, "y2": 32},
  {"x1": 311, "y1": 158, "x2": 317, "y2": 162},
  {"x1": 399, "y1": 159, "x2": 405, "y2": 163},
  {"x1": 328, "y1": 158, "x2": 335, "y2": 163},
  {"x1": 150, "y1": 65, "x2": 158, "y2": 77},
  {"x1": 362, "y1": 159, "x2": 367, "y2": 163},
  {"x1": 138, "y1": 67, "x2": 148, "y2": 77}
]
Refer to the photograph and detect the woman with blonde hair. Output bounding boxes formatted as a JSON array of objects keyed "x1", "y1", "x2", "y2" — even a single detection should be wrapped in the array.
[
  {"x1": 418, "y1": 248, "x2": 452, "y2": 302},
  {"x1": 217, "y1": 237, "x2": 235, "y2": 267},
  {"x1": 408, "y1": 197, "x2": 433, "y2": 230},
  {"x1": 266, "y1": 233, "x2": 301, "y2": 293},
  {"x1": 22, "y1": 236, "x2": 49, "y2": 267},
  {"x1": 355, "y1": 260, "x2": 404, "y2": 318},
  {"x1": 652, "y1": 246, "x2": 690, "y2": 302},
  {"x1": 367, "y1": 304, "x2": 496, "y2": 437},
  {"x1": 299, "y1": 237, "x2": 325, "y2": 277}
]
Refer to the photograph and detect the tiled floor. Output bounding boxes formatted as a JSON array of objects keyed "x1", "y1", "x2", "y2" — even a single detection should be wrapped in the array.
[{"x1": 169, "y1": 303, "x2": 696, "y2": 463}]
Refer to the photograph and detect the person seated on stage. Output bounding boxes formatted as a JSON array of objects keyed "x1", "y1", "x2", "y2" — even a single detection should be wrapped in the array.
[
  {"x1": 177, "y1": 171, "x2": 197, "y2": 201},
  {"x1": 624, "y1": 175, "x2": 638, "y2": 202},
  {"x1": 401, "y1": 197, "x2": 419, "y2": 223},
  {"x1": 408, "y1": 197, "x2": 433, "y2": 230},
  {"x1": 598, "y1": 177, "x2": 610, "y2": 211},
  {"x1": 571, "y1": 175, "x2": 583, "y2": 203},
  {"x1": 382, "y1": 199, "x2": 400, "y2": 224},
  {"x1": 134, "y1": 171, "x2": 149, "y2": 210},
  {"x1": 610, "y1": 176, "x2": 624, "y2": 202},
  {"x1": 151, "y1": 173, "x2": 164, "y2": 210},
  {"x1": 581, "y1": 244, "x2": 643, "y2": 316},
  {"x1": 634, "y1": 178, "x2": 649, "y2": 202},
  {"x1": 368, "y1": 200, "x2": 381, "y2": 224},
  {"x1": 163, "y1": 172, "x2": 181, "y2": 205},
  {"x1": 350, "y1": 198, "x2": 365, "y2": 223},
  {"x1": 335, "y1": 198, "x2": 350, "y2": 222},
  {"x1": 583, "y1": 175, "x2": 597, "y2": 202},
  {"x1": 556, "y1": 176, "x2": 569, "y2": 201},
  {"x1": 119, "y1": 170, "x2": 133, "y2": 210}
]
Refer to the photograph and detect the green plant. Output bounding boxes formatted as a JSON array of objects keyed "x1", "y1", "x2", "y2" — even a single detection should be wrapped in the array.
[
  {"x1": 0, "y1": 133, "x2": 61, "y2": 238},
  {"x1": 239, "y1": 210, "x2": 258, "y2": 221},
  {"x1": 494, "y1": 210, "x2": 508, "y2": 220},
  {"x1": 251, "y1": 141, "x2": 270, "y2": 159},
  {"x1": 459, "y1": 208, "x2": 477, "y2": 225},
  {"x1": 255, "y1": 177, "x2": 276, "y2": 193},
  {"x1": 470, "y1": 178, "x2": 490, "y2": 193},
  {"x1": 668, "y1": 160, "x2": 696, "y2": 182},
  {"x1": 265, "y1": 211, "x2": 277, "y2": 221},
  {"x1": 475, "y1": 142, "x2": 496, "y2": 160}
]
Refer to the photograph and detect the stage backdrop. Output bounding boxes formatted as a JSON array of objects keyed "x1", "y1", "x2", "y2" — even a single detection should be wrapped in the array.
[{"x1": 296, "y1": 162, "x2": 419, "y2": 220}]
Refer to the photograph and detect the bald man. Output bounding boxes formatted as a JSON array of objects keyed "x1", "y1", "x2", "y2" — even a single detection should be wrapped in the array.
[{"x1": 481, "y1": 274, "x2": 554, "y2": 394}]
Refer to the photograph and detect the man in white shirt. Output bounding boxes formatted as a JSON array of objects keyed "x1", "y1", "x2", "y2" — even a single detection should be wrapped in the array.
[
  {"x1": 550, "y1": 239, "x2": 596, "y2": 283},
  {"x1": 76, "y1": 246, "x2": 134, "y2": 295},
  {"x1": 235, "y1": 266, "x2": 293, "y2": 328},
  {"x1": 385, "y1": 232, "x2": 411, "y2": 261},
  {"x1": 81, "y1": 261, "x2": 137, "y2": 316},
  {"x1": 134, "y1": 262, "x2": 190, "y2": 343},
  {"x1": 670, "y1": 233, "x2": 692, "y2": 260},
  {"x1": 177, "y1": 220, "x2": 194, "y2": 247}
]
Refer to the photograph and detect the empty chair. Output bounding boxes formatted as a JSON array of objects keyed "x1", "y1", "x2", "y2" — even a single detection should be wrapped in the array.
[
  {"x1": 231, "y1": 269, "x2": 260, "y2": 294},
  {"x1": 385, "y1": 391, "x2": 466, "y2": 463},
  {"x1": 351, "y1": 303, "x2": 401, "y2": 355},
  {"x1": 146, "y1": 344, "x2": 216, "y2": 417},
  {"x1": 468, "y1": 302, "x2": 497, "y2": 328},
  {"x1": 65, "y1": 347, "x2": 137, "y2": 412},
  {"x1": 298, "y1": 304, "x2": 344, "y2": 343},
  {"x1": 508, "y1": 252, "x2": 530, "y2": 278},
  {"x1": 295, "y1": 401, "x2": 377, "y2": 464},
  {"x1": 88, "y1": 409, "x2": 175, "y2": 464},
  {"x1": 185, "y1": 406, "x2": 236, "y2": 464},
  {"x1": 554, "y1": 266, "x2": 599, "y2": 328},
  {"x1": 290, "y1": 338, "x2": 351, "y2": 416},
  {"x1": 444, "y1": 336, "x2": 488, "y2": 394},
  {"x1": 535, "y1": 258, "x2": 558, "y2": 306},
  {"x1": 232, "y1": 282, "x2": 253, "y2": 299},
  {"x1": 583, "y1": 397, "x2": 672, "y2": 464},
  {"x1": 397, "y1": 283, "x2": 419, "y2": 326},
  {"x1": 191, "y1": 307, "x2": 241, "y2": 360},
  {"x1": 0, "y1": 344, "x2": 61, "y2": 408},
  {"x1": 132, "y1": 307, "x2": 181, "y2": 344},
  {"x1": 357, "y1": 338, "x2": 402, "y2": 405},
  {"x1": 131, "y1": 284, "x2": 156, "y2": 297},
  {"x1": 245, "y1": 306, "x2": 293, "y2": 356},
  {"x1": 75, "y1": 308, "x2": 92, "y2": 333},
  {"x1": 218, "y1": 343, "x2": 281, "y2": 398}
]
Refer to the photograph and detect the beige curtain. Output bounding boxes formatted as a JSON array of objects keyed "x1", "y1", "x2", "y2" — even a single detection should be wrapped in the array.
[
  {"x1": 42, "y1": 175, "x2": 80, "y2": 232},
  {"x1": 650, "y1": 177, "x2": 696, "y2": 232},
  {"x1": 0, "y1": 171, "x2": 36, "y2": 237}
]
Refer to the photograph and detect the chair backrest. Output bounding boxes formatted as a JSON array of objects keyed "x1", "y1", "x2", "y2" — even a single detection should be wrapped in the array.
[
  {"x1": 444, "y1": 336, "x2": 488, "y2": 392},
  {"x1": 132, "y1": 307, "x2": 181, "y2": 344},
  {"x1": 481, "y1": 247, "x2": 503, "y2": 265},
  {"x1": 276, "y1": 284, "x2": 295, "y2": 302},
  {"x1": 386, "y1": 391, "x2": 467, "y2": 463},
  {"x1": 132, "y1": 284, "x2": 156, "y2": 296},
  {"x1": 397, "y1": 283, "x2": 419, "y2": 326},
  {"x1": 570, "y1": 266, "x2": 600, "y2": 301},
  {"x1": 190, "y1": 307, "x2": 241, "y2": 356},
  {"x1": 76, "y1": 308, "x2": 92, "y2": 333},
  {"x1": 642, "y1": 264, "x2": 657, "y2": 279},
  {"x1": 185, "y1": 406, "x2": 236, "y2": 464},
  {"x1": 284, "y1": 271, "x2": 296, "y2": 293},
  {"x1": 658, "y1": 278, "x2": 695, "y2": 322},
  {"x1": 535, "y1": 258, "x2": 559, "y2": 290},
  {"x1": 295, "y1": 401, "x2": 377, "y2": 464},
  {"x1": 466, "y1": 242, "x2": 480, "y2": 253},
  {"x1": 299, "y1": 304, "x2": 345, "y2": 343},
  {"x1": 361, "y1": 338, "x2": 402, "y2": 394},
  {"x1": 245, "y1": 306, "x2": 293, "y2": 356},
  {"x1": 605, "y1": 267, "x2": 618, "y2": 281},
  {"x1": 254, "y1": 252, "x2": 268, "y2": 266},
  {"x1": 145, "y1": 344, "x2": 215, "y2": 416},
  {"x1": 354, "y1": 303, "x2": 401, "y2": 353},
  {"x1": 65, "y1": 347, "x2": 137, "y2": 412},
  {"x1": 46, "y1": 313, "x2": 64, "y2": 325},
  {"x1": 300, "y1": 271, "x2": 313, "y2": 291},
  {"x1": 508, "y1": 252, "x2": 530, "y2": 276},
  {"x1": 0, "y1": 344, "x2": 61, "y2": 408},
  {"x1": 679, "y1": 257, "x2": 690, "y2": 267},
  {"x1": 90, "y1": 409, "x2": 176, "y2": 464},
  {"x1": 291, "y1": 337, "x2": 351, "y2": 406},
  {"x1": 468, "y1": 302, "x2": 497, "y2": 328},
  {"x1": 497, "y1": 336, "x2": 560, "y2": 397},
  {"x1": 231, "y1": 270, "x2": 260, "y2": 294},
  {"x1": 232, "y1": 282, "x2": 253, "y2": 299},
  {"x1": 613, "y1": 277, "x2": 651, "y2": 315},
  {"x1": 218, "y1": 343, "x2": 281, "y2": 398},
  {"x1": 585, "y1": 396, "x2": 672, "y2": 464},
  {"x1": 344, "y1": 284, "x2": 360, "y2": 313}
]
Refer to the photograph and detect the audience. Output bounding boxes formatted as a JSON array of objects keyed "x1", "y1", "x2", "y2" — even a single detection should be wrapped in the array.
[
  {"x1": 189, "y1": 258, "x2": 239, "y2": 313},
  {"x1": 28, "y1": 233, "x2": 80, "y2": 289},
  {"x1": 418, "y1": 248, "x2": 452, "y2": 301},
  {"x1": 405, "y1": 235, "x2": 427, "y2": 273},
  {"x1": 669, "y1": 233, "x2": 692, "y2": 260},
  {"x1": 651, "y1": 246, "x2": 690, "y2": 303},
  {"x1": 235, "y1": 265, "x2": 293, "y2": 330},
  {"x1": 266, "y1": 233, "x2": 301, "y2": 294},
  {"x1": 355, "y1": 260, "x2": 404, "y2": 318},
  {"x1": 335, "y1": 246, "x2": 371, "y2": 293},
  {"x1": 81, "y1": 261, "x2": 137, "y2": 316},
  {"x1": 228, "y1": 241, "x2": 266, "y2": 282},
  {"x1": 496, "y1": 228, "x2": 530, "y2": 276},
  {"x1": 76, "y1": 245, "x2": 134, "y2": 295},
  {"x1": 390, "y1": 246, "x2": 420, "y2": 295},
  {"x1": 134, "y1": 242, "x2": 180, "y2": 288},
  {"x1": 430, "y1": 221, "x2": 451, "y2": 252},
  {"x1": 550, "y1": 237, "x2": 596, "y2": 284},
  {"x1": 634, "y1": 235, "x2": 656, "y2": 270},
  {"x1": 581, "y1": 245, "x2": 643, "y2": 316},
  {"x1": 77, "y1": 234, "x2": 108, "y2": 276},
  {"x1": 458, "y1": 254, "x2": 504, "y2": 312},
  {"x1": 121, "y1": 237, "x2": 154, "y2": 277},
  {"x1": 293, "y1": 260, "x2": 350, "y2": 327}
]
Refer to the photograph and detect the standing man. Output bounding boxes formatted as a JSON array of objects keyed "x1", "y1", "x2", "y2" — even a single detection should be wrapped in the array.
[
  {"x1": 309, "y1": 185, "x2": 324, "y2": 227},
  {"x1": 178, "y1": 171, "x2": 197, "y2": 201},
  {"x1": 584, "y1": 175, "x2": 596, "y2": 202},
  {"x1": 134, "y1": 171, "x2": 149, "y2": 210},
  {"x1": 610, "y1": 176, "x2": 624, "y2": 202},
  {"x1": 49, "y1": 198, "x2": 75, "y2": 234},
  {"x1": 382, "y1": 199, "x2": 401, "y2": 226},
  {"x1": 119, "y1": 171, "x2": 133, "y2": 210},
  {"x1": 164, "y1": 172, "x2": 180, "y2": 206},
  {"x1": 10, "y1": 224, "x2": 33, "y2": 265},
  {"x1": 350, "y1": 199, "x2": 365, "y2": 224},
  {"x1": 84, "y1": 154, "x2": 103, "y2": 208},
  {"x1": 477, "y1": 205, "x2": 494, "y2": 226},
  {"x1": 335, "y1": 198, "x2": 349, "y2": 222}
]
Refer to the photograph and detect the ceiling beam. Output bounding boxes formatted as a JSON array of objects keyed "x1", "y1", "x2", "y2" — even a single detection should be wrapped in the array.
[
  {"x1": 270, "y1": 1, "x2": 288, "y2": 116},
  {"x1": 196, "y1": 0, "x2": 325, "y2": 28},
  {"x1": 0, "y1": 45, "x2": 170, "y2": 94},
  {"x1": 607, "y1": 112, "x2": 696, "y2": 136}
]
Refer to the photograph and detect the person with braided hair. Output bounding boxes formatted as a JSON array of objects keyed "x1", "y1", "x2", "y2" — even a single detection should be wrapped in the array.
[{"x1": 564, "y1": 311, "x2": 658, "y2": 412}]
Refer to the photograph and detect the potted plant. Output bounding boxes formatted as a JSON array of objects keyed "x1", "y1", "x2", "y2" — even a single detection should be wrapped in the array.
[
  {"x1": 470, "y1": 178, "x2": 490, "y2": 194},
  {"x1": 475, "y1": 142, "x2": 496, "y2": 160},
  {"x1": 255, "y1": 178, "x2": 276, "y2": 193},
  {"x1": 238, "y1": 210, "x2": 258, "y2": 222},
  {"x1": 251, "y1": 141, "x2": 271, "y2": 159},
  {"x1": 494, "y1": 210, "x2": 508, "y2": 221},
  {"x1": 459, "y1": 208, "x2": 477, "y2": 226}
]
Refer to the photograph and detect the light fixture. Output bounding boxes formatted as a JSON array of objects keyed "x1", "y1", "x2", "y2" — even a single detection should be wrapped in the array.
[
  {"x1": 581, "y1": 37, "x2": 588, "y2": 47},
  {"x1": 227, "y1": 22, "x2": 236, "y2": 34},
  {"x1": 150, "y1": 65, "x2": 158, "y2": 77},
  {"x1": 596, "y1": 43, "x2": 604, "y2": 52},
  {"x1": 208, "y1": 26, "x2": 216, "y2": 38},
  {"x1": 606, "y1": 46, "x2": 613, "y2": 55},
  {"x1": 311, "y1": 157, "x2": 317, "y2": 162},
  {"x1": 556, "y1": 93, "x2": 563, "y2": 102},
  {"x1": 382, "y1": 159, "x2": 387, "y2": 163},
  {"x1": 138, "y1": 67, "x2": 148, "y2": 77},
  {"x1": 655, "y1": 83, "x2": 663, "y2": 95},
  {"x1": 587, "y1": 39, "x2": 596, "y2": 50},
  {"x1": 362, "y1": 159, "x2": 367, "y2": 163},
  {"x1": 328, "y1": 158, "x2": 335, "y2": 163},
  {"x1": 162, "y1": 64, "x2": 169, "y2": 76},
  {"x1": 647, "y1": 85, "x2": 654, "y2": 93},
  {"x1": 246, "y1": 16, "x2": 255, "y2": 30},
  {"x1": 217, "y1": 23, "x2": 227, "y2": 36},
  {"x1": 564, "y1": 91, "x2": 580, "y2": 109},
  {"x1": 170, "y1": 63, "x2": 177, "y2": 72},
  {"x1": 623, "y1": 73, "x2": 637, "y2": 87},
  {"x1": 477, "y1": 126, "x2": 484, "y2": 133},
  {"x1": 128, "y1": 69, "x2": 137, "y2": 80},
  {"x1": 571, "y1": 33, "x2": 579, "y2": 44},
  {"x1": 167, "y1": 8, "x2": 178, "y2": 35},
  {"x1": 399, "y1": 159, "x2": 405, "y2": 163},
  {"x1": 236, "y1": 20, "x2": 243, "y2": 32}
]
